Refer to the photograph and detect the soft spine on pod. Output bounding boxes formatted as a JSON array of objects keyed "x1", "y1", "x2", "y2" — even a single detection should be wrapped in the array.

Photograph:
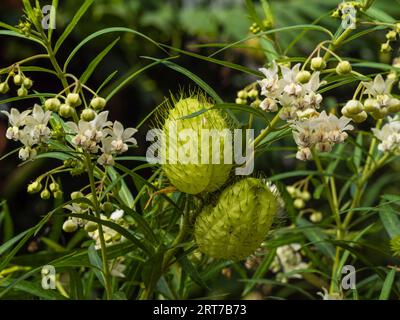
[
  {"x1": 161, "y1": 95, "x2": 232, "y2": 194},
  {"x1": 194, "y1": 178, "x2": 280, "y2": 260}
]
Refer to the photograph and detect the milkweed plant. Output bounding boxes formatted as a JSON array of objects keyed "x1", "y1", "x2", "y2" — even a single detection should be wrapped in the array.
[{"x1": 0, "y1": 0, "x2": 400, "y2": 300}]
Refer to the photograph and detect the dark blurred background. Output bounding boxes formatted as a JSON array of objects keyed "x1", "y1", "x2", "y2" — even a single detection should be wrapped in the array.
[{"x1": 1, "y1": 0, "x2": 399, "y2": 235}]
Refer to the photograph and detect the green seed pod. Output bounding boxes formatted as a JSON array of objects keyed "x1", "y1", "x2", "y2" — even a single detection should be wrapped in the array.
[
  {"x1": 66, "y1": 93, "x2": 82, "y2": 107},
  {"x1": 81, "y1": 108, "x2": 96, "y2": 121},
  {"x1": 194, "y1": 178, "x2": 280, "y2": 260},
  {"x1": 311, "y1": 57, "x2": 326, "y2": 71},
  {"x1": 336, "y1": 61, "x2": 352, "y2": 75},
  {"x1": 44, "y1": 98, "x2": 61, "y2": 112},
  {"x1": 295, "y1": 70, "x2": 311, "y2": 84},
  {"x1": 90, "y1": 97, "x2": 107, "y2": 111},
  {"x1": 63, "y1": 219, "x2": 78, "y2": 233},
  {"x1": 161, "y1": 95, "x2": 233, "y2": 195}
]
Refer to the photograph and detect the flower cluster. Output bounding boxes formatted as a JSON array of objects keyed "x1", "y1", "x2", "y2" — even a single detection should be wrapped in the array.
[
  {"x1": 67, "y1": 111, "x2": 137, "y2": 166},
  {"x1": 1, "y1": 105, "x2": 52, "y2": 161},
  {"x1": 270, "y1": 243, "x2": 309, "y2": 283},
  {"x1": 372, "y1": 116, "x2": 400, "y2": 153},
  {"x1": 291, "y1": 111, "x2": 353, "y2": 160},
  {"x1": 258, "y1": 62, "x2": 324, "y2": 120}
]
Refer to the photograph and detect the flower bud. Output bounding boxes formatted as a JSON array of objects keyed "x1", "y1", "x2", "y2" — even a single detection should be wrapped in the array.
[
  {"x1": 53, "y1": 191, "x2": 63, "y2": 200},
  {"x1": 84, "y1": 221, "x2": 98, "y2": 232},
  {"x1": 310, "y1": 211, "x2": 323, "y2": 223},
  {"x1": 194, "y1": 178, "x2": 280, "y2": 260},
  {"x1": 301, "y1": 191, "x2": 311, "y2": 201},
  {"x1": 71, "y1": 191, "x2": 84, "y2": 200},
  {"x1": 351, "y1": 111, "x2": 368, "y2": 123},
  {"x1": 248, "y1": 89, "x2": 258, "y2": 98},
  {"x1": 90, "y1": 97, "x2": 107, "y2": 111},
  {"x1": 0, "y1": 82, "x2": 10, "y2": 94},
  {"x1": 80, "y1": 108, "x2": 96, "y2": 121},
  {"x1": 336, "y1": 61, "x2": 352, "y2": 75},
  {"x1": 101, "y1": 202, "x2": 114, "y2": 214},
  {"x1": 23, "y1": 78, "x2": 33, "y2": 89},
  {"x1": 386, "y1": 30, "x2": 397, "y2": 41},
  {"x1": 388, "y1": 98, "x2": 400, "y2": 113},
  {"x1": 344, "y1": 100, "x2": 363, "y2": 114},
  {"x1": 371, "y1": 108, "x2": 387, "y2": 120},
  {"x1": 295, "y1": 70, "x2": 311, "y2": 84},
  {"x1": 237, "y1": 90, "x2": 247, "y2": 99},
  {"x1": 40, "y1": 189, "x2": 51, "y2": 200},
  {"x1": 63, "y1": 220, "x2": 78, "y2": 233},
  {"x1": 49, "y1": 182, "x2": 59, "y2": 192},
  {"x1": 66, "y1": 93, "x2": 82, "y2": 107},
  {"x1": 17, "y1": 86, "x2": 28, "y2": 97},
  {"x1": 381, "y1": 42, "x2": 392, "y2": 53},
  {"x1": 311, "y1": 57, "x2": 326, "y2": 71},
  {"x1": 161, "y1": 95, "x2": 233, "y2": 194},
  {"x1": 44, "y1": 98, "x2": 61, "y2": 112},
  {"x1": 286, "y1": 186, "x2": 296, "y2": 197},
  {"x1": 235, "y1": 98, "x2": 246, "y2": 105},
  {"x1": 293, "y1": 198, "x2": 305, "y2": 209},
  {"x1": 59, "y1": 104, "x2": 74, "y2": 118},
  {"x1": 27, "y1": 181, "x2": 42, "y2": 194},
  {"x1": 13, "y1": 74, "x2": 23, "y2": 86},
  {"x1": 363, "y1": 98, "x2": 380, "y2": 113}
]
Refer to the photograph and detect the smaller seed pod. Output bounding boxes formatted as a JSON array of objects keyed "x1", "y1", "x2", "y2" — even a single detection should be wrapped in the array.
[
  {"x1": 295, "y1": 70, "x2": 311, "y2": 84},
  {"x1": 66, "y1": 93, "x2": 82, "y2": 107},
  {"x1": 81, "y1": 108, "x2": 96, "y2": 121},
  {"x1": 194, "y1": 178, "x2": 281, "y2": 260},
  {"x1": 311, "y1": 57, "x2": 326, "y2": 71},
  {"x1": 0, "y1": 82, "x2": 10, "y2": 94},
  {"x1": 45, "y1": 98, "x2": 61, "y2": 112},
  {"x1": 63, "y1": 219, "x2": 78, "y2": 233},
  {"x1": 336, "y1": 61, "x2": 352, "y2": 75}
]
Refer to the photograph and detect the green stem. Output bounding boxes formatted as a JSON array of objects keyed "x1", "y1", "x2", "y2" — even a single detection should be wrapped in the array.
[{"x1": 85, "y1": 154, "x2": 113, "y2": 300}]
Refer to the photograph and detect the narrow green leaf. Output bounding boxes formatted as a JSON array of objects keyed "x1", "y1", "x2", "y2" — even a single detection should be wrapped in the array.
[
  {"x1": 379, "y1": 204, "x2": 400, "y2": 239},
  {"x1": 379, "y1": 268, "x2": 396, "y2": 300}
]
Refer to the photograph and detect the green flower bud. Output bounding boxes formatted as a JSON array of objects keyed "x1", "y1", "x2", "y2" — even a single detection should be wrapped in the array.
[
  {"x1": 63, "y1": 219, "x2": 78, "y2": 233},
  {"x1": 90, "y1": 97, "x2": 107, "y2": 111},
  {"x1": 388, "y1": 98, "x2": 400, "y2": 113},
  {"x1": 101, "y1": 202, "x2": 114, "y2": 214},
  {"x1": 66, "y1": 93, "x2": 81, "y2": 107},
  {"x1": 0, "y1": 82, "x2": 10, "y2": 94},
  {"x1": 40, "y1": 189, "x2": 51, "y2": 200},
  {"x1": 237, "y1": 90, "x2": 248, "y2": 99},
  {"x1": 295, "y1": 70, "x2": 311, "y2": 84},
  {"x1": 13, "y1": 74, "x2": 23, "y2": 86},
  {"x1": 311, "y1": 57, "x2": 326, "y2": 71},
  {"x1": 286, "y1": 186, "x2": 296, "y2": 197},
  {"x1": 250, "y1": 99, "x2": 261, "y2": 108},
  {"x1": 27, "y1": 181, "x2": 42, "y2": 194},
  {"x1": 310, "y1": 211, "x2": 323, "y2": 223},
  {"x1": 23, "y1": 78, "x2": 33, "y2": 89},
  {"x1": 71, "y1": 191, "x2": 84, "y2": 200},
  {"x1": 235, "y1": 98, "x2": 246, "y2": 105},
  {"x1": 351, "y1": 111, "x2": 368, "y2": 123},
  {"x1": 59, "y1": 104, "x2": 74, "y2": 118},
  {"x1": 161, "y1": 95, "x2": 233, "y2": 194},
  {"x1": 84, "y1": 221, "x2": 98, "y2": 232},
  {"x1": 301, "y1": 191, "x2": 311, "y2": 201},
  {"x1": 81, "y1": 108, "x2": 96, "y2": 121},
  {"x1": 364, "y1": 98, "x2": 380, "y2": 113},
  {"x1": 17, "y1": 86, "x2": 28, "y2": 97},
  {"x1": 336, "y1": 61, "x2": 352, "y2": 75},
  {"x1": 344, "y1": 100, "x2": 363, "y2": 114},
  {"x1": 44, "y1": 98, "x2": 61, "y2": 112},
  {"x1": 395, "y1": 23, "x2": 400, "y2": 33},
  {"x1": 248, "y1": 89, "x2": 258, "y2": 99},
  {"x1": 49, "y1": 182, "x2": 59, "y2": 192},
  {"x1": 194, "y1": 178, "x2": 280, "y2": 260},
  {"x1": 386, "y1": 30, "x2": 397, "y2": 41},
  {"x1": 293, "y1": 198, "x2": 305, "y2": 209},
  {"x1": 381, "y1": 42, "x2": 392, "y2": 53},
  {"x1": 53, "y1": 191, "x2": 63, "y2": 200}
]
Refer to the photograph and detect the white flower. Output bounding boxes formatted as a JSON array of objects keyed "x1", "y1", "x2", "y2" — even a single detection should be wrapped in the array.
[
  {"x1": 258, "y1": 61, "x2": 280, "y2": 96},
  {"x1": 18, "y1": 146, "x2": 37, "y2": 161},
  {"x1": 110, "y1": 209, "x2": 124, "y2": 221},
  {"x1": 88, "y1": 214, "x2": 126, "y2": 249},
  {"x1": 317, "y1": 287, "x2": 343, "y2": 300},
  {"x1": 279, "y1": 63, "x2": 303, "y2": 97},
  {"x1": 362, "y1": 74, "x2": 393, "y2": 96},
  {"x1": 2, "y1": 108, "x2": 32, "y2": 141},
  {"x1": 25, "y1": 105, "x2": 52, "y2": 144},
  {"x1": 98, "y1": 137, "x2": 115, "y2": 166},
  {"x1": 106, "y1": 121, "x2": 137, "y2": 154},
  {"x1": 372, "y1": 116, "x2": 400, "y2": 153}
]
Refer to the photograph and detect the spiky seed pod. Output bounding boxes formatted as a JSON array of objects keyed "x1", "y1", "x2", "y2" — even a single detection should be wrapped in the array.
[
  {"x1": 161, "y1": 95, "x2": 233, "y2": 194},
  {"x1": 194, "y1": 178, "x2": 280, "y2": 260}
]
